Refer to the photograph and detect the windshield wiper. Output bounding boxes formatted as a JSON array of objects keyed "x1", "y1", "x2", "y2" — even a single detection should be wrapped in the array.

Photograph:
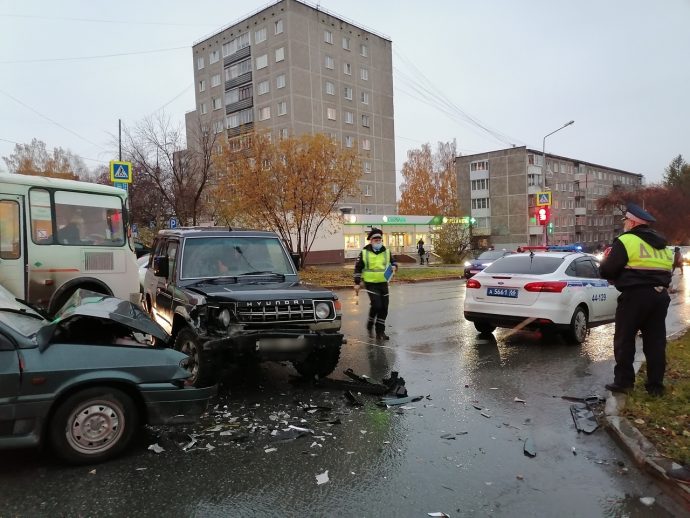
[
  {"x1": 186, "y1": 277, "x2": 238, "y2": 287},
  {"x1": 238, "y1": 271, "x2": 285, "y2": 279},
  {"x1": 15, "y1": 298, "x2": 49, "y2": 318},
  {"x1": 0, "y1": 307, "x2": 45, "y2": 320}
]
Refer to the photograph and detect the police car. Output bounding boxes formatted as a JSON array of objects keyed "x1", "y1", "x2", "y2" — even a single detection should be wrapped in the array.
[{"x1": 463, "y1": 250, "x2": 619, "y2": 343}]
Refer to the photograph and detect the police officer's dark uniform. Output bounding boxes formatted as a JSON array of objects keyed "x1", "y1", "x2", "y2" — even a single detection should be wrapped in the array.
[
  {"x1": 354, "y1": 228, "x2": 398, "y2": 340},
  {"x1": 599, "y1": 203, "x2": 673, "y2": 396}
]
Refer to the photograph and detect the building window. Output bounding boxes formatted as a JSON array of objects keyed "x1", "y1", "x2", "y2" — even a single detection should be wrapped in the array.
[
  {"x1": 363, "y1": 161, "x2": 372, "y2": 173},
  {"x1": 362, "y1": 138, "x2": 371, "y2": 150},
  {"x1": 344, "y1": 86, "x2": 353, "y2": 100},
  {"x1": 344, "y1": 111, "x2": 354, "y2": 124},
  {"x1": 527, "y1": 154, "x2": 544, "y2": 167},
  {"x1": 274, "y1": 19, "x2": 283, "y2": 35},
  {"x1": 275, "y1": 47, "x2": 285, "y2": 62},
  {"x1": 255, "y1": 27, "x2": 267, "y2": 44},
  {"x1": 257, "y1": 80, "x2": 270, "y2": 95},
  {"x1": 226, "y1": 58, "x2": 251, "y2": 80},
  {"x1": 345, "y1": 135, "x2": 353, "y2": 148},
  {"x1": 325, "y1": 81, "x2": 335, "y2": 95},
  {"x1": 342, "y1": 37, "x2": 350, "y2": 50},
  {"x1": 239, "y1": 84, "x2": 252, "y2": 100},
  {"x1": 324, "y1": 30, "x2": 333, "y2": 44},
  {"x1": 360, "y1": 67, "x2": 369, "y2": 81},
  {"x1": 279, "y1": 127, "x2": 288, "y2": 139},
  {"x1": 213, "y1": 120, "x2": 224, "y2": 134},
  {"x1": 197, "y1": 56, "x2": 204, "y2": 70},
  {"x1": 256, "y1": 54, "x2": 268, "y2": 70},
  {"x1": 361, "y1": 114, "x2": 370, "y2": 127},
  {"x1": 344, "y1": 63, "x2": 352, "y2": 75},
  {"x1": 222, "y1": 32, "x2": 250, "y2": 57},
  {"x1": 324, "y1": 55, "x2": 334, "y2": 69},
  {"x1": 198, "y1": 80, "x2": 206, "y2": 92},
  {"x1": 363, "y1": 184, "x2": 372, "y2": 196},
  {"x1": 226, "y1": 108, "x2": 253, "y2": 128},
  {"x1": 470, "y1": 160, "x2": 489, "y2": 171},
  {"x1": 200, "y1": 103, "x2": 207, "y2": 115},
  {"x1": 211, "y1": 74, "x2": 221, "y2": 87},
  {"x1": 276, "y1": 74, "x2": 286, "y2": 88},
  {"x1": 277, "y1": 101, "x2": 287, "y2": 116},
  {"x1": 471, "y1": 178, "x2": 489, "y2": 190},
  {"x1": 360, "y1": 44, "x2": 368, "y2": 57},
  {"x1": 360, "y1": 91, "x2": 369, "y2": 104},
  {"x1": 212, "y1": 97, "x2": 222, "y2": 110},
  {"x1": 527, "y1": 174, "x2": 539, "y2": 187},
  {"x1": 209, "y1": 50, "x2": 219, "y2": 64},
  {"x1": 327, "y1": 107, "x2": 337, "y2": 120},
  {"x1": 471, "y1": 198, "x2": 490, "y2": 210},
  {"x1": 259, "y1": 106, "x2": 271, "y2": 121}
]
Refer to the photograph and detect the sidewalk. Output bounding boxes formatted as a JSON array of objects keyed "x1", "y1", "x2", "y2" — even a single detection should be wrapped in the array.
[{"x1": 604, "y1": 272, "x2": 690, "y2": 508}]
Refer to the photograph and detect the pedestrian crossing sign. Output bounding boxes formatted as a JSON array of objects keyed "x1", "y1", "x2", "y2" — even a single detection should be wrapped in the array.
[
  {"x1": 536, "y1": 191, "x2": 552, "y2": 206},
  {"x1": 109, "y1": 160, "x2": 133, "y2": 184}
]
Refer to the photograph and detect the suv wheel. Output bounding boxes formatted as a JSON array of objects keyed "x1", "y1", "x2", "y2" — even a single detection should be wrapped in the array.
[
  {"x1": 565, "y1": 306, "x2": 588, "y2": 344},
  {"x1": 474, "y1": 321, "x2": 496, "y2": 334},
  {"x1": 49, "y1": 387, "x2": 137, "y2": 464},
  {"x1": 292, "y1": 343, "x2": 342, "y2": 379},
  {"x1": 174, "y1": 327, "x2": 216, "y2": 387}
]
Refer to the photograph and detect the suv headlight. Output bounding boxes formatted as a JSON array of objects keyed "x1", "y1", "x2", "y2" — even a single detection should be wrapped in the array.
[
  {"x1": 217, "y1": 308, "x2": 231, "y2": 327},
  {"x1": 464, "y1": 261, "x2": 471, "y2": 267},
  {"x1": 314, "y1": 302, "x2": 331, "y2": 319}
]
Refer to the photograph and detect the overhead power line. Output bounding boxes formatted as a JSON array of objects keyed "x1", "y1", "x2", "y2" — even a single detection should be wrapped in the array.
[
  {"x1": 0, "y1": 88, "x2": 106, "y2": 151},
  {"x1": 0, "y1": 13, "x2": 215, "y2": 27},
  {"x1": 0, "y1": 45, "x2": 189, "y2": 64}
]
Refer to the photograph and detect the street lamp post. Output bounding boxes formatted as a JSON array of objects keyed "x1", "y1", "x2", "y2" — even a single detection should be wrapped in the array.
[{"x1": 541, "y1": 120, "x2": 575, "y2": 246}]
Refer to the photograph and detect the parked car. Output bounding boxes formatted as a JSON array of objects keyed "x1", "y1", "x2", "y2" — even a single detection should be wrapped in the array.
[
  {"x1": 464, "y1": 250, "x2": 513, "y2": 278},
  {"x1": 464, "y1": 252, "x2": 619, "y2": 343},
  {"x1": 0, "y1": 287, "x2": 215, "y2": 464},
  {"x1": 134, "y1": 240, "x2": 151, "y2": 258},
  {"x1": 143, "y1": 228, "x2": 344, "y2": 387},
  {"x1": 137, "y1": 253, "x2": 150, "y2": 291}
]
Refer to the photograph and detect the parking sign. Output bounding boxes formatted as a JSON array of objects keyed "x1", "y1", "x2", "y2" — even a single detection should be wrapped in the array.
[{"x1": 169, "y1": 217, "x2": 178, "y2": 229}]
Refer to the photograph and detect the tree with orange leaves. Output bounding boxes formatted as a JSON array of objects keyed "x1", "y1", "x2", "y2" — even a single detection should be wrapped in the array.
[
  {"x1": 398, "y1": 140, "x2": 459, "y2": 216},
  {"x1": 2, "y1": 138, "x2": 86, "y2": 180},
  {"x1": 213, "y1": 132, "x2": 361, "y2": 265}
]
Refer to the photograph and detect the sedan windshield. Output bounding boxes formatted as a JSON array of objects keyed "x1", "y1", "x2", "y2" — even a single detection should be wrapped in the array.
[
  {"x1": 0, "y1": 310, "x2": 45, "y2": 338},
  {"x1": 181, "y1": 236, "x2": 296, "y2": 279},
  {"x1": 483, "y1": 256, "x2": 564, "y2": 275}
]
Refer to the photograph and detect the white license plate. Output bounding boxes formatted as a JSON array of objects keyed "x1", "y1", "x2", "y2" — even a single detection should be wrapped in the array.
[
  {"x1": 486, "y1": 287, "x2": 518, "y2": 298},
  {"x1": 256, "y1": 337, "x2": 306, "y2": 351}
]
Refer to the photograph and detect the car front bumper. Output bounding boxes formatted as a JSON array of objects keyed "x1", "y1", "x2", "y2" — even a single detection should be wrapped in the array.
[{"x1": 140, "y1": 383, "x2": 217, "y2": 425}]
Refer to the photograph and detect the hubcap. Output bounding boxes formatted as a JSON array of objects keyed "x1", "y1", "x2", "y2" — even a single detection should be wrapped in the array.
[
  {"x1": 180, "y1": 339, "x2": 200, "y2": 381},
  {"x1": 574, "y1": 311, "x2": 587, "y2": 341},
  {"x1": 66, "y1": 400, "x2": 124, "y2": 455}
]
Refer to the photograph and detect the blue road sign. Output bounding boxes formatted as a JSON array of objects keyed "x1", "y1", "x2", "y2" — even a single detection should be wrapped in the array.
[
  {"x1": 131, "y1": 223, "x2": 138, "y2": 237},
  {"x1": 113, "y1": 182, "x2": 128, "y2": 191},
  {"x1": 109, "y1": 160, "x2": 133, "y2": 183},
  {"x1": 169, "y1": 217, "x2": 178, "y2": 229}
]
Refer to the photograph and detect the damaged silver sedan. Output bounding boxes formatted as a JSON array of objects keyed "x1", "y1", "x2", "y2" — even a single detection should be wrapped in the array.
[{"x1": 0, "y1": 288, "x2": 215, "y2": 464}]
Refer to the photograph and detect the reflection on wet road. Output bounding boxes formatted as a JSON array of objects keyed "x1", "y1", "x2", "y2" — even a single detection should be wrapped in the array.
[{"x1": 1, "y1": 276, "x2": 688, "y2": 517}]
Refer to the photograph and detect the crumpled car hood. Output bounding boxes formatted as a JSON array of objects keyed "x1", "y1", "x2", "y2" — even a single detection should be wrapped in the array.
[{"x1": 37, "y1": 289, "x2": 169, "y2": 348}]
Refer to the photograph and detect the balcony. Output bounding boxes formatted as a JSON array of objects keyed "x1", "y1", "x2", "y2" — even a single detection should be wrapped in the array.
[
  {"x1": 574, "y1": 189, "x2": 585, "y2": 198},
  {"x1": 527, "y1": 185, "x2": 542, "y2": 195},
  {"x1": 574, "y1": 207, "x2": 586, "y2": 216},
  {"x1": 574, "y1": 225, "x2": 586, "y2": 233}
]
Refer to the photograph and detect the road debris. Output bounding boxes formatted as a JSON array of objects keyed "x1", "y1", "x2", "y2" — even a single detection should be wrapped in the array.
[
  {"x1": 514, "y1": 397, "x2": 526, "y2": 404},
  {"x1": 523, "y1": 437, "x2": 537, "y2": 457},
  {"x1": 377, "y1": 395, "x2": 423, "y2": 407},
  {"x1": 571, "y1": 446, "x2": 577, "y2": 456},
  {"x1": 148, "y1": 443, "x2": 164, "y2": 454},
  {"x1": 344, "y1": 390, "x2": 364, "y2": 406},
  {"x1": 639, "y1": 496, "x2": 655, "y2": 506},
  {"x1": 315, "y1": 470, "x2": 329, "y2": 485},
  {"x1": 570, "y1": 403, "x2": 598, "y2": 434},
  {"x1": 427, "y1": 513, "x2": 450, "y2": 517},
  {"x1": 88, "y1": 469, "x2": 96, "y2": 475},
  {"x1": 264, "y1": 448, "x2": 277, "y2": 453}
]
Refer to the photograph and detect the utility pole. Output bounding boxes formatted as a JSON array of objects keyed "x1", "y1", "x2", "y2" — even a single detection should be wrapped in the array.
[
  {"x1": 118, "y1": 119, "x2": 122, "y2": 161},
  {"x1": 541, "y1": 120, "x2": 575, "y2": 246}
]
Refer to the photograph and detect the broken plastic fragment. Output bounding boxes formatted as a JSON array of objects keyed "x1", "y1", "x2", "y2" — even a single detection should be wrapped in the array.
[
  {"x1": 287, "y1": 425, "x2": 314, "y2": 434},
  {"x1": 205, "y1": 443, "x2": 215, "y2": 451},
  {"x1": 440, "y1": 433, "x2": 456, "y2": 440},
  {"x1": 264, "y1": 448, "x2": 277, "y2": 453},
  {"x1": 523, "y1": 437, "x2": 536, "y2": 457},
  {"x1": 570, "y1": 403, "x2": 599, "y2": 434},
  {"x1": 182, "y1": 438, "x2": 198, "y2": 451},
  {"x1": 316, "y1": 470, "x2": 329, "y2": 485},
  {"x1": 480, "y1": 411, "x2": 491, "y2": 418},
  {"x1": 148, "y1": 443, "x2": 164, "y2": 454},
  {"x1": 639, "y1": 497, "x2": 655, "y2": 506},
  {"x1": 88, "y1": 469, "x2": 96, "y2": 475},
  {"x1": 514, "y1": 397, "x2": 525, "y2": 404},
  {"x1": 572, "y1": 446, "x2": 577, "y2": 455},
  {"x1": 427, "y1": 513, "x2": 449, "y2": 518}
]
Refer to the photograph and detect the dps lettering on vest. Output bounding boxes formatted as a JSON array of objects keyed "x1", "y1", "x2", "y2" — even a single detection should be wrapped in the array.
[
  {"x1": 362, "y1": 249, "x2": 391, "y2": 283},
  {"x1": 618, "y1": 234, "x2": 673, "y2": 272}
]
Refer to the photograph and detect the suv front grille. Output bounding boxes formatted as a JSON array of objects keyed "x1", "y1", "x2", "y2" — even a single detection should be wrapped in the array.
[{"x1": 236, "y1": 301, "x2": 316, "y2": 323}]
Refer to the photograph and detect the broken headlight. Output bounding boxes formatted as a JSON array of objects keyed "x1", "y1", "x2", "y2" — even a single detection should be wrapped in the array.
[
  {"x1": 217, "y1": 308, "x2": 231, "y2": 327},
  {"x1": 314, "y1": 302, "x2": 331, "y2": 319}
]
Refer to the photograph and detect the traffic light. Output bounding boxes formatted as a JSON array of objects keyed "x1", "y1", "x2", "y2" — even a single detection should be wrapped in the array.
[
  {"x1": 547, "y1": 222, "x2": 554, "y2": 234},
  {"x1": 536, "y1": 206, "x2": 550, "y2": 225}
]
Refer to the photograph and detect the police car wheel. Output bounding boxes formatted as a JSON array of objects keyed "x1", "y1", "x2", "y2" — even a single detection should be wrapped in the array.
[
  {"x1": 565, "y1": 306, "x2": 588, "y2": 344},
  {"x1": 474, "y1": 321, "x2": 496, "y2": 334}
]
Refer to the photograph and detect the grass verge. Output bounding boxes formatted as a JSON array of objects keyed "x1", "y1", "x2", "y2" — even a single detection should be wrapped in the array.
[
  {"x1": 621, "y1": 332, "x2": 690, "y2": 465},
  {"x1": 299, "y1": 266, "x2": 462, "y2": 287}
]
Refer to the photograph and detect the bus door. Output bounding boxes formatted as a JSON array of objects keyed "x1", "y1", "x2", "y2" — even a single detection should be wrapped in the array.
[{"x1": 0, "y1": 194, "x2": 26, "y2": 300}]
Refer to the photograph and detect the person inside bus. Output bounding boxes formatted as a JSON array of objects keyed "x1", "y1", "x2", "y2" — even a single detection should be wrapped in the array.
[{"x1": 57, "y1": 214, "x2": 85, "y2": 245}]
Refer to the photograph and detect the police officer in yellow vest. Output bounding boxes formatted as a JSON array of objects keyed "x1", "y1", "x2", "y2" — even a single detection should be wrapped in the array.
[
  {"x1": 354, "y1": 228, "x2": 398, "y2": 340},
  {"x1": 600, "y1": 203, "x2": 673, "y2": 396}
]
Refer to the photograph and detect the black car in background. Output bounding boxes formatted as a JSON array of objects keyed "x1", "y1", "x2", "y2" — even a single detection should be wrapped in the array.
[{"x1": 463, "y1": 250, "x2": 514, "y2": 279}]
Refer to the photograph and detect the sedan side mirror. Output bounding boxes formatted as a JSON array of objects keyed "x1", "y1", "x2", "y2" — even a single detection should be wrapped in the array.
[{"x1": 153, "y1": 256, "x2": 169, "y2": 278}]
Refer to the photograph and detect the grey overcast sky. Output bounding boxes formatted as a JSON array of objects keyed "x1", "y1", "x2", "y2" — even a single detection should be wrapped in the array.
[{"x1": 1, "y1": 0, "x2": 689, "y2": 186}]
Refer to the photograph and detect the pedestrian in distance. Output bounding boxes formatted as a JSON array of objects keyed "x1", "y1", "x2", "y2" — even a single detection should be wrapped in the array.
[
  {"x1": 354, "y1": 228, "x2": 398, "y2": 340},
  {"x1": 425, "y1": 248, "x2": 430, "y2": 265},
  {"x1": 417, "y1": 238, "x2": 425, "y2": 265},
  {"x1": 599, "y1": 203, "x2": 673, "y2": 397},
  {"x1": 673, "y1": 246, "x2": 684, "y2": 276}
]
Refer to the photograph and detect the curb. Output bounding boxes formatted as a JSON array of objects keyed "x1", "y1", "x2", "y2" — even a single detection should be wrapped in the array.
[{"x1": 604, "y1": 331, "x2": 690, "y2": 509}]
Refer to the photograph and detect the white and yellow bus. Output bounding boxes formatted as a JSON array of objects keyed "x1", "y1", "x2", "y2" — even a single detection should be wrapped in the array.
[{"x1": 0, "y1": 173, "x2": 140, "y2": 315}]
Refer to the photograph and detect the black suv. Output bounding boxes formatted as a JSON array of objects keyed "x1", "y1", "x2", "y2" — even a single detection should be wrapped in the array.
[{"x1": 143, "y1": 228, "x2": 343, "y2": 386}]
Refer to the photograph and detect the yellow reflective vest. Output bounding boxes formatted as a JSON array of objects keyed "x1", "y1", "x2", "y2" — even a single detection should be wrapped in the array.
[
  {"x1": 362, "y1": 248, "x2": 391, "y2": 283},
  {"x1": 618, "y1": 234, "x2": 673, "y2": 272}
]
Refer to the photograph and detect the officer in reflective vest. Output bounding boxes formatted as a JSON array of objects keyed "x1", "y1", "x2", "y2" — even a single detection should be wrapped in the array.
[
  {"x1": 354, "y1": 228, "x2": 398, "y2": 340},
  {"x1": 600, "y1": 203, "x2": 672, "y2": 396}
]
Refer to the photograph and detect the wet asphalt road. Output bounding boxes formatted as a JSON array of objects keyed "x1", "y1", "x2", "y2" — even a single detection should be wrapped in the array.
[{"x1": 1, "y1": 275, "x2": 689, "y2": 517}]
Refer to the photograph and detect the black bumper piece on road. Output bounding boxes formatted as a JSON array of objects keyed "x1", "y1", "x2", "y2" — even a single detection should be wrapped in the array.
[{"x1": 141, "y1": 384, "x2": 217, "y2": 425}]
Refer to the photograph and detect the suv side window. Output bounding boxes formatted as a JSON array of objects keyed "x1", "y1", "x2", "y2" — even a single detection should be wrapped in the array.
[{"x1": 165, "y1": 241, "x2": 178, "y2": 282}]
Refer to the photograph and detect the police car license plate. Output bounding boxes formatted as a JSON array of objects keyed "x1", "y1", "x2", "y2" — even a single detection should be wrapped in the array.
[{"x1": 487, "y1": 287, "x2": 518, "y2": 298}]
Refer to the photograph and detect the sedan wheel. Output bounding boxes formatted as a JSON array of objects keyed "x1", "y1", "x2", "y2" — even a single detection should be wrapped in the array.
[
  {"x1": 474, "y1": 321, "x2": 496, "y2": 334},
  {"x1": 174, "y1": 328, "x2": 216, "y2": 387},
  {"x1": 566, "y1": 307, "x2": 588, "y2": 344},
  {"x1": 50, "y1": 387, "x2": 137, "y2": 464}
]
